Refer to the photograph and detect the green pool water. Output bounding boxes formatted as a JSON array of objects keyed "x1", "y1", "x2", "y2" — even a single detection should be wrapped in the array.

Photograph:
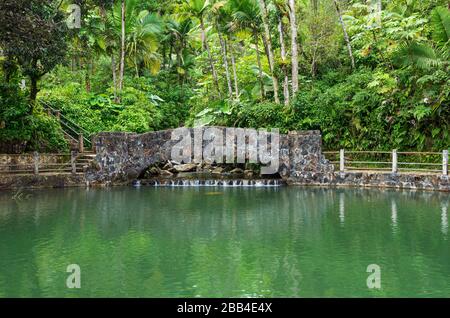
[{"x1": 0, "y1": 186, "x2": 449, "y2": 297}]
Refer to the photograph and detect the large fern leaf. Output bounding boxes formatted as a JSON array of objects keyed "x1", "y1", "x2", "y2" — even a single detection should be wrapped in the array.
[
  {"x1": 430, "y1": 6, "x2": 450, "y2": 46},
  {"x1": 393, "y1": 42, "x2": 442, "y2": 70}
]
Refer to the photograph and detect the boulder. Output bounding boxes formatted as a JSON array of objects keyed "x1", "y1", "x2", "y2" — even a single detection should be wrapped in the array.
[
  {"x1": 174, "y1": 163, "x2": 197, "y2": 172},
  {"x1": 244, "y1": 170, "x2": 254, "y2": 178},
  {"x1": 230, "y1": 168, "x2": 244, "y2": 175},
  {"x1": 149, "y1": 167, "x2": 160, "y2": 175},
  {"x1": 160, "y1": 170, "x2": 173, "y2": 177},
  {"x1": 212, "y1": 167, "x2": 224, "y2": 175}
]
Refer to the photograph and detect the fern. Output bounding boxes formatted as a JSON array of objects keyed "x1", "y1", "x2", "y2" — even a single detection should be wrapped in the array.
[
  {"x1": 430, "y1": 6, "x2": 450, "y2": 46},
  {"x1": 393, "y1": 7, "x2": 450, "y2": 70},
  {"x1": 393, "y1": 42, "x2": 442, "y2": 70}
]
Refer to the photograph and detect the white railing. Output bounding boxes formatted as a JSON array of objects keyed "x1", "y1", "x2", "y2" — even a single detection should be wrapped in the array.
[{"x1": 323, "y1": 150, "x2": 449, "y2": 175}]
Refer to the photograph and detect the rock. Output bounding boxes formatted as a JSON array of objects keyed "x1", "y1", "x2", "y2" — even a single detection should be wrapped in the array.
[
  {"x1": 230, "y1": 168, "x2": 244, "y2": 175},
  {"x1": 149, "y1": 167, "x2": 160, "y2": 175},
  {"x1": 174, "y1": 163, "x2": 197, "y2": 172},
  {"x1": 244, "y1": 170, "x2": 254, "y2": 178},
  {"x1": 160, "y1": 170, "x2": 173, "y2": 177},
  {"x1": 203, "y1": 163, "x2": 214, "y2": 171},
  {"x1": 212, "y1": 167, "x2": 224, "y2": 175},
  {"x1": 168, "y1": 167, "x2": 177, "y2": 173}
]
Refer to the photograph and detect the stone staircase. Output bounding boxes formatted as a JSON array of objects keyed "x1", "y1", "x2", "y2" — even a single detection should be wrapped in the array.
[{"x1": 69, "y1": 151, "x2": 96, "y2": 174}]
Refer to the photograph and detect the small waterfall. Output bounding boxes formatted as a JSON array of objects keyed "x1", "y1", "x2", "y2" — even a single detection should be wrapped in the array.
[
  {"x1": 139, "y1": 179, "x2": 285, "y2": 187},
  {"x1": 132, "y1": 180, "x2": 141, "y2": 187}
]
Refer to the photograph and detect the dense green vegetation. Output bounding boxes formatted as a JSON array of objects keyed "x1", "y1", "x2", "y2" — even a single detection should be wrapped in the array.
[{"x1": 0, "y1": 0, "x2": 449, "y2": 152}]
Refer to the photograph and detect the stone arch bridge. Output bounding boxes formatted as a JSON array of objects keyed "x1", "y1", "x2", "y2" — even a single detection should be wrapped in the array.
[{"x1": 85, "y1": 127, "x2": 334, "y2": 184}]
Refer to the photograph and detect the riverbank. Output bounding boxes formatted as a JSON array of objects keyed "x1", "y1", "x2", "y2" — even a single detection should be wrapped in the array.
[
  {"x1": 288, "y1": 171, "x2": 450, "y2": 192},
  {"x1": 1, "y1": 171, "x2": 449, "y2": 192}
]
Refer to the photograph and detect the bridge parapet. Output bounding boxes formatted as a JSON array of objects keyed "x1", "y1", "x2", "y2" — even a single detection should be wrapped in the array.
[{"x1": 86, "y1": 127, "x2": 334, "y2": 184}]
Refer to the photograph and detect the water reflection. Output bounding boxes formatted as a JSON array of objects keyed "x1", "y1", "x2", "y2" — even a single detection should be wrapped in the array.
[
  {"x1": 391, "y1": 199, "x2": 398, "y2": 233},
  {"x1": 0, "y1": 187, "x2": 449, "y2": 297},
  {"x1": 442, "y1": 203, "x2": 448, "y2": 236},
  {"x1": 339, "y1": 192, "x2": 345, "y2": 225}
]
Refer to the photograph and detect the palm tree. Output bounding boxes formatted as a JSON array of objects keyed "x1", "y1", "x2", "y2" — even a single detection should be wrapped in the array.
[
  {"x1": 126, "y1": 11, "x2": 163, "y2": 77},
  {"x1": 119, "y1": 0, "x2": 126, "y2": 93},
  {"x1": 212, "y1": 1, "x2": 234, "y2": 99},
  {"x1": 287, "y1": 0, "x2": 299, "y2": 96},
  {"x1": 109, "y1": 0, "x2": 163, "y2": 99},
  {"x1": 274, "y1": 0, "x2": 290, "y2": 104},
  {"x1": 228, "y1": 37, "x2": 240, "y2": 100},
  {"x1": 230, "y1": 0, "x2": 266, "y2": 100},
  {"x1": 183, "y1": 0, "x2": 222, "y2": 99},
  {"x1": 222, "y1": 0, "x2": 241, "y2": 100},
  {"x1": 69, "y1": 10, "x2": 106, "y2": 93},
  {"x1": 333, "y1": 0, "x2": 356, "y2": 69},
  {"x1": 165, "y1": 16, "x2": 197, "y2": 84},
  {"x1": 90, "y1": 1, "x2": 119, "y2": 101},
  {"x1": 259, "y1": 0, "x2": 280, "y2": 104}
]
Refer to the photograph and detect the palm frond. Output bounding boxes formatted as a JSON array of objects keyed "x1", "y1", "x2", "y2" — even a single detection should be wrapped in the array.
[{"x1": 393, "y1": 42, "x2": 442, "y2": 70}]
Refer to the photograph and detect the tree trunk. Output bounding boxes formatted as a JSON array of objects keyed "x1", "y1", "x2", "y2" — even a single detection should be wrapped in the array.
[
  {"x1": 176, "y1": 49, "x2": 182, "y2": 85},
  {"x1": 254, "y1": 29, "x2": 265, "y2": 100},
  {"x1": 377, "y1": 0, "x2": 382, "y2": 27},
  {"x1": 288, "y1": 0, "x2": 299, "y2": 96},
  {"x1": 200, "y1": 18, "x2": 221, "y2": 99},
  {"x1": 135, "y1": 58, "x2": 139, "y2": 78},
  {"x1": 162, "y1": 42, "x2": 167, "y2": 70},
  {"x1": 259, "y1": 0, "x2": 280, "y2": 104},
  {"x1": 229, "y1": 39, "x2": 240, "y2": 101},
  {"x1": 85, "y1": 69, "x2": 91, "y2": 93},
  {"x1": 111, "y1": 54, "x2": 118, "y2": 102},
  {"x1": 278, "y1": 19, "x2": 290, "y2": 105},
  {"x1": 333, "y1": 0, "x2": 356, "y2": 69},
  {"x1": 169, "y1": 43, "x2": 174, "y2": 68},
  {"x1": 216, "y1": 21, "x2": 233, "y2": 99},
  {"x1": 310, "y1": 0, "x2": 318, "y2": 78},
  {"x1": 85, "y1": 59, "x2": 91, "y2": 93},
  {"x1": 29, "y1": 76, "x2": 38, "y2": 104},
  {"x1": 118, "y1": 0, "x2": 126, "y2": 97}
]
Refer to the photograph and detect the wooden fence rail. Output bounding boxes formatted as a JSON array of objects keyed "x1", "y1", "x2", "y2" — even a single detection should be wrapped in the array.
[
  {"x1": 323, "y1": 150, "x2": 449, "y2": 175},
  {"x1": 1, "y1": 150, "x2": 448, "y2": 176},
  {"x1": 0, "y1": 151, "x2": 86, "y2": 175}
]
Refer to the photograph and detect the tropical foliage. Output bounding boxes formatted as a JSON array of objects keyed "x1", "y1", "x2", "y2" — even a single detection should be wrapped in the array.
[{"x1": 0, "y1": 0, "x2": 448, "y2": 152}]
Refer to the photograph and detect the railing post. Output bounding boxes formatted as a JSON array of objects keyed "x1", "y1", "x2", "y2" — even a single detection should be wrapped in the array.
[
  {"x1": 339, "y1": 149, "x2": 345, "y2": 172},
  {"x1": 443, "y1": 150, "x2": 449, "y2": 176},
  {"x1": 71, "y1": 150, "x2": 78, "y2": 175},
  {"x1": 392, "y1": 149, "x2": 398, "y2": 174},
  {"x1": 78, "y1": 133, "x2": 84, "y2": 153},
  {"x1": 33, "y1": 151, "x2": 39, "y2": 175},
  {"x1": 55, "y1": 110, "x2": 61, "y2": 121}
]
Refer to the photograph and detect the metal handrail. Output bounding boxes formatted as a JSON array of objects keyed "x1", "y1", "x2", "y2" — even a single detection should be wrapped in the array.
[
  {"x1": 40, "y1": 101, "x2": 91, "y2": 136},
  {"x1": 39, "y1": 100, "x2": 92, "y2": 148}
]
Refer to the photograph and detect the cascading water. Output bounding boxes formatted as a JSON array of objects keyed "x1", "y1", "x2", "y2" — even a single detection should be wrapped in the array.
[{"x1": 136, "y1": 179, "x2": 285, "y2": 187}]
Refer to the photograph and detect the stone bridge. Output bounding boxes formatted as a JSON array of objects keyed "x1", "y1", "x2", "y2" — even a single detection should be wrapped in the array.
[
  {"x1": 85, "y1": 127, "x2": 334, "y2": 184},
  {"x1": 1, "y1": 127, "x2": 448, "y2": 191}
]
